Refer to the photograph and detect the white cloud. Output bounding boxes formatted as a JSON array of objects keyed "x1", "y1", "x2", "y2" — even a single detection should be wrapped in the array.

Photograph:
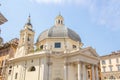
[
  {"x1": 82, "y1": 0, "x2": 120, "y2": 31},
  {"x1": 34, "y1": 0, "x2": 63, "y2": 4},
  {"x1": 30, "y1": 0, "x2": 120, "y2": 30},
  {"x1": 30, "y1": 0, "x2": 87, "y2": 5}
]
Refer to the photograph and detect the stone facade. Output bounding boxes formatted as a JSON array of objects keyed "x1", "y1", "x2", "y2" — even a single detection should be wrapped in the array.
[
  {"x1": 6, "y1": 15, "x2": 100, "y2": 80},
  {"x1": 0, "y1": 38, "x2": 18, "y2": 80},
  {"x1": 100, "y1": 51, "x2": 120, "y2": 80}
]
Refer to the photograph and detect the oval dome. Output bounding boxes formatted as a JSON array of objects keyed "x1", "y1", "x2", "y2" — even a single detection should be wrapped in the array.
[
  {"x1": 37, "y1": 15, "x2": 81, "y2": 43},
  {"x1": 37, "y1": 25, "x2": 81, "y2": 43}
]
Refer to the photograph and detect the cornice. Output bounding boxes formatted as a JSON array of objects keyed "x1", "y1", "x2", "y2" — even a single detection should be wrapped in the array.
[{"x1": 9, "y1": 47, "x2": 100, "y2": 63}]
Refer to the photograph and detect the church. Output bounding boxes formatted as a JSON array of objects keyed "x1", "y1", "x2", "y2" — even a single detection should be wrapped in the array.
[{"x1": 6, "y1": 14, "x2": 100, "y2": 80}]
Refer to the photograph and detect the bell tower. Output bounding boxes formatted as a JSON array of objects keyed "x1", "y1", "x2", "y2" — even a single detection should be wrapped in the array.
[{"x1": 15, "y1": 15, "x2": 35, "y2": 57}]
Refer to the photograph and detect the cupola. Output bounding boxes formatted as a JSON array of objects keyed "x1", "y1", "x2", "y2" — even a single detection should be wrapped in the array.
[{"x1": 55, "y1": 14, "x2": 64, "y2": 26}]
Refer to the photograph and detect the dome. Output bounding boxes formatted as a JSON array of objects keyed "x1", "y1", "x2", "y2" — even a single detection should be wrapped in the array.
[
  {"x1": 37, "y1": 25, "x2": 81, "y2": 42},
  {"x1": 37, "y1": 15, "x2": 81, "y2": 43}
]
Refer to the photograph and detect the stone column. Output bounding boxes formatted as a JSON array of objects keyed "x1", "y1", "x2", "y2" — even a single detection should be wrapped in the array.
[
  {"x1": 83, "y1": 63, "x2": 86, "y2": 80},
  {"x1": 48, "y1": 62, "x2": 52, "y2": 80},
  {"x1": 86, "y1": 66, "x2": 88, "y2": 80},
  {"x1": 64, "y1": 62, "x2": 68, "y2": 80},
  {"x1": 95, "y1": 66, "x2": 99, "y2": 80},
  {"x1": 92, "y1": 65, "x2": 95, "y2": 80},
  {"x1": 78, "y1": 62, "x2": 81, "y2": 80}
]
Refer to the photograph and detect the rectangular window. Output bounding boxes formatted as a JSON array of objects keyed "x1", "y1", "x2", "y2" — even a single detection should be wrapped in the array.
[
  {"x1": 55, "y1": 42, "x2": 61, "y2": 48},
  {"x1": 102, "y1": 60, "x2": 106, "y2": 65},
  {"x1": 109, "y1": 59, "x2": 111, "y2": 64},
  {"x1": 73, "y1": 45, "x2": 76, "y2": 49},
  {"x1": 117, "y1": 65, "x2": 120, "y2": 71},
  {"x1": 109, "y1": 66, "x2": 112, "y2": 71},
  {"x1": 103, "y1": 67, "x2": 106, "y2": 72},
  {"x1": 116, "y1": 58, "x2": 119, "y2": 63}
]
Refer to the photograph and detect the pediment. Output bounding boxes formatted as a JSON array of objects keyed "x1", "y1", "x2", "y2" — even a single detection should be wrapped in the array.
[{"x1": 80, "y1": 47, "x2": 99, "y2": 58}]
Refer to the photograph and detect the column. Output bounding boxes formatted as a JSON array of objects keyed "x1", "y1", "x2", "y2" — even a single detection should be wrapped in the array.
[
  {"x1": 64, "y1": 62, "x2": 68, "y2": 80},
  {"x1": 86, "y1": 66, "x2": 88, "y2": 80},
  {"x1": 95, "y1": 66, "x2": 99, "y2": 80},
  {"x1": 78, "y1": 62, "x2": 81, "y2": 80},
  {"x1": 92, "y1": 65, "x2": 95, "y2": 80},
  {"x1": 83, "y1": 63, "x2": 86, "y2": 80},
  {"x1": 48, "y1": 62, "x2": 52, "y2": 80}
]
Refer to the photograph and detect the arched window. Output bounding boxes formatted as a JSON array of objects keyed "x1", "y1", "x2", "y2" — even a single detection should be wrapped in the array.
[
  {"x1": 58, "y1": 20, "x2": 60, "y2": 24},
  {"x1": 15, "y1": 73, "x2": 18, "y2": 79},
  {"x1": 28, "y1": 66, "x2": 36, "y2": 71},
  {"x1": 28, "y1": 37, "x2": 30, "y2": 41},
  {"x1": 40, "y1": 45, "x2": 43, "y2": 49}
]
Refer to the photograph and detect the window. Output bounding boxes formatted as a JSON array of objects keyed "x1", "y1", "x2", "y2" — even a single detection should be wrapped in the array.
[
  {"x1": 109, "y1": 66, "x2": 112, "y2": 71},
  {"x1": 117, "y1": 65, "x2": 120, "y2": 71},
  {"x1": 22, "y1": 38, "x2": 24, "y2": 42},
  {"x1": 9, "y1": 66, "x2": 12, "y2": 68},
  {"x1": 15, "y1": 73, "x2": 18, "y2": 79},
  {"x1": 58, "y1": 20, "x2": 60, "y2": 24},
  {"x1": 116, "y1": 58, "x2": 119, "y2": 63},
  {"x1": 103, "y1": 67, "x2": 106, "y2": 72},
  {"x1": 28, "y1": 66, "x2": 36, "y2": 71},
  {"x1": 109, "y1": 59, "x2": 111, "y2": 64},
  {"x1": 61, "y1": 20, "x2": 63, "y2": 24},
  {"x1": 73, "y1": 45, "x2": 76, "y2": 49},
  {"x1": 9, "y1": 66, "x2": 12, "y2": 75},
  {"x1": 40, "y1": 45, "x2": 43, "y2": 49},
  {"x1": 9, "y1": 70, "x2": 12, "y2": 75},
  {"x1": 28, "y1": 37, "x2": 30, "y2": 41},
  {"x1": 55, "y1": 43, "x2": 61, "y2": 48},
  {"x1": 102, "y1": 60, "x2": 106, "y2": 65}
]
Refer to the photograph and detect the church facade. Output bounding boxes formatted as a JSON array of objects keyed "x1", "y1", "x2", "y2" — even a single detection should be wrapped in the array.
[{"x1": 6, "y1": 15, "x2": 100, "y2": 80}]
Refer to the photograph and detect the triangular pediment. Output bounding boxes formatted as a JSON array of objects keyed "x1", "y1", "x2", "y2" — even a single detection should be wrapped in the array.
[{"x1": 80, "y1": 47, "x2": 99, "y2": 58}]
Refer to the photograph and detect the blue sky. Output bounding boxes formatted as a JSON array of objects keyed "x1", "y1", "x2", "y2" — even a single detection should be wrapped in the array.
[{"x1": 0, "y1": 0, "x2": 120, "y2": 56}]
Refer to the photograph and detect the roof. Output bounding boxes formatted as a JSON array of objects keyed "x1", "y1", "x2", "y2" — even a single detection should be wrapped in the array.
[{"x1": 100, "y1": 51, "x2": 120, "y2": 59}]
